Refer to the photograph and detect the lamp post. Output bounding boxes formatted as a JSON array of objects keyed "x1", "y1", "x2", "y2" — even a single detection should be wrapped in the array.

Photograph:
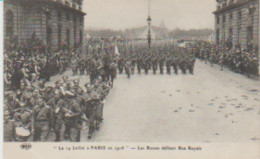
[
  {"x1": 147, "y1": 16, "x2": 152, "y2": 49},
  {"x1": 147, "y1": 0, "x2": 152, "y2": 49}
]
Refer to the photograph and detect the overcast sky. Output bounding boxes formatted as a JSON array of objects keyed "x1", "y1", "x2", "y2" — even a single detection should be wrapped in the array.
[{"x1": 83, "y1": 0, "x2": 216, "y2": 30}]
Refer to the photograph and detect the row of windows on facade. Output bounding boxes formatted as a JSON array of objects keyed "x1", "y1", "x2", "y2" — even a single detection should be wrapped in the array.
[
  {"x1": 216, "y1": 11, "x2": 244, "y2": 24},
  {"x1": 216, "y1": 5, "x2": 256, "y2": 24},
  {"x1": 46, "y1": 10, "x2": 84, "y2": 23},
  {"x1": 4, "y1": 10, "x2": 83, "y2": 38},
  {"x1": 216, "y1": 25, "x2": 254, "y2": 47}
]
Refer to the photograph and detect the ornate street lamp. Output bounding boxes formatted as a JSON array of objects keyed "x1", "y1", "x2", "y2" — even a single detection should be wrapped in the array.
[{"x1": 147, "y1": 0, "x2": 152, "y2": 49}]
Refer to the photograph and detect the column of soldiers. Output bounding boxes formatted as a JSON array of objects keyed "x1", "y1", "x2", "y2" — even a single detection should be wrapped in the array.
[
  {"x1": 116, "y1": 43, "x2": 196, "y2": 76},
  {"x1": 194, "y1": 41, "x2": 259, "y2": 77},
  {"x1": 4, "y1": 74, "x2": 111, "y2": 142}
]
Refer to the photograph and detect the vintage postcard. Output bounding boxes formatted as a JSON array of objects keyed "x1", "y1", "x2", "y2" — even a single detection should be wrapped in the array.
[{"x1": 1, "y1": 0, "x2": 260, "y2": 158}]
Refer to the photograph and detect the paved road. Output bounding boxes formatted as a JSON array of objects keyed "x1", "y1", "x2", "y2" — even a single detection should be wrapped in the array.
[{"x1": 89, "y1": 61, "x2": 260, "y2": 142}]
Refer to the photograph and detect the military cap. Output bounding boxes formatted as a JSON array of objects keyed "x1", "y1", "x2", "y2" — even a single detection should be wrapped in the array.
[{"x1": 55, "y1": 80, "x2": 62, "y2": 85}]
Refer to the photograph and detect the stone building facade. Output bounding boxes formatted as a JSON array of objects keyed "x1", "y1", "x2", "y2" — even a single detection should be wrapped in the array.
[
  {"x1": 213, "y1": 0, "x2": 259, "y2": 51},
  {"x1": 4, "y1": 0, "x2": 86, "y2": 49}
]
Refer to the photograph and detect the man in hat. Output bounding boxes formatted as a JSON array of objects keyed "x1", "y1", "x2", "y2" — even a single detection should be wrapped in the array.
[
  {"x1": 47, "y1": 90, "x2": 67, "y2": 141},
  {"x1": 152, "y1": 55, "x2": 158, "y2": 75},
  {"x1": 82, "y1": 83, "x2": 99, "y2": 139},
  {"x1": 20, "y1": 84, "x2": 33, "y2": 107},
  {"x1": 32, "y1": 97, "x2": 54, "y2": 141},
  {"x1": 124, "y1": 60, "x2": 131, "y2": 79},
  {"x1": 172, "y1": 56, "x2": 179, "y2": 75},
  {"x1": 159, "y1": 56, "x2": 165, "y2": 75},
  {"x1": 137, "y1": 56, "x2": 143, "y2": 74},
  {"x1": 63, "y1": 93, "x2": 82, "y2": 141},
  {"x1": 166, "y1": 56, "x2": 172, "y2": 75},
  {"x1": 72, "y1": 79, "x2": 84, "y2": 96}
]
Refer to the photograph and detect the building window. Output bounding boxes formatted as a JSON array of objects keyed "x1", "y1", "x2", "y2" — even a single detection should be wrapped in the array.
[
  {"x1": 80, "y1": 30, "x2": 83, "y2": 45},
  {"x1": 238, "y1": 11, "x2": 242, "y2": 20},
  {"x1": 216, "y1": 29, "x2": 220, "y2": 45},
  {"x1": 66, "y1": 12, "x2": 70, "y2": 20},
  {"x1": 58, "y1": 25, "x2": 62, "y2": 48},
  {"x1": 247, "y1": 26, "x2": 253, "y2": 51},
  {"x1": 217, "y1": 16, "x2": 220, "y2": 24},
  {"x1": 228, "y1": 28, "x2": 233, "y2": 49},
  {"x1": 229, "y1": 13, "x2": 233, "y2": 21},
  {"x1": 46, "y1": 11, "x2": 51, "y2": 21},
  {"x1": 237, "y1": 27, "x2": 241, "y2": 45},
  {"x1": 222, "y1": 15, "x2": 226, "y2": 23},
  {"x1": 58, "y1": 11, "x2": 62, "y2": 22},
  {"x1": 66, "y1": 29, "x2": 70, "y2": 47},
  {"x1": 46, "y1": 27, "x2": 52, "y2": 48},
  {"x1": 5, "y1": 10, "x2": 14, "y2": 37},
  {"x1": 73, "y1": 15, "x2": 77, "y2": 48}
]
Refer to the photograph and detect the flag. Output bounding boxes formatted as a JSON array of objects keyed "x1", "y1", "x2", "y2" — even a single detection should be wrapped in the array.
[{"x1": 114, "y1": 45, "x2": 120, "y2": 56}]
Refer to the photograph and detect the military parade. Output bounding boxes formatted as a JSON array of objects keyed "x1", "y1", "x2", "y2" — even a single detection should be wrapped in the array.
[{"x1": 4, "y1": 35, "x2": 198, "y2": 142}]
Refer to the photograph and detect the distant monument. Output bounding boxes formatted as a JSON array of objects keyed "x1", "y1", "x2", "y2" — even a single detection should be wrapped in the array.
[{"x1": 159, "y1": 21, "x2": 167, "y2": 29}]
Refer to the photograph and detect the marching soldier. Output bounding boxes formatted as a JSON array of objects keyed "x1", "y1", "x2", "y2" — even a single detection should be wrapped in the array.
[
  {"x1": 125, "y1": 60, "x2": 131, "y2": 79},
  {"x1": 47, "y1": 90, "x2": 67, "y2": 141},
  {"x1": 152, "y1": 56, "x2": 158, "y2": 75},
  {"x1": 83, "y1": 84, "x2": 100, "y2": 139},
  {"x1": 137, "y1": 56, "x2": 143, "y2": 74},
  {"x1": 166, "y1": 57, "x2": 172, "y2": 75},
  {"x1": 32, "y1": 97, "x2": 54, "y2": 141},
  {"x1": 159, "y1": 56, "x2": 165, "y2": 75},
  {"x1": 187, "y1": 58, "x2": 196, "y2": 75},
  {"x1": 172, "y1": 56, "x2": 179, "y2": 75},
  {"x1": 63, "y1": 93, "x2": 82, "y2": 142},
  {"x1": 179, "y1": 59, "x2": 187, "y2": 74},
  {"x1": 118, "y1": 57, "x2": 124, "y2": 74},
  {"x1": 144, "y1": 57, "x2": 150, "y2": 75}
]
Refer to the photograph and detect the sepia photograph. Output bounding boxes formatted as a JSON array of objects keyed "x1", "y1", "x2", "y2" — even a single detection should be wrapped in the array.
[{"x1": 2, "y1": 0, "x2": 260, "y2": 158}]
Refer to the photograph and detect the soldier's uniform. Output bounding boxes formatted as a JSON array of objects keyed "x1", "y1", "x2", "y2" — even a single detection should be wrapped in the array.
[
  {"x1": 47, "y1": 91, "x2": 67, "y2": 141},
  {"x1": 159, "y1": 57, "x2": 164, "y2": 74},
  {"x1": 152, "y1": 57, "x2": 158, "y2": 75},
  {"x1": 118, "y1": 57, "x2": 124, "y2": 74},
  {"x1": 166, "y1": 58, "x2": 172, "y2": 75},
  {"x1": 179, "y1": 60, "x2": 187, "y2": 74},
  {"x1": 131, "y1": 57, "x2": 136, "y2": 74},
  {"x1": 137, "y1": 57, "x2": 143, "y2": 74},
  {"x1": 125, "y1": 61, "x2": 131, "y2": 79},
  {"x1": 79, "y1": 58, "x2": 86, "y2": 75},
  {"x1": 187, "y1": 58, "x2": 195, "y2": 75},
  {"x1": 32, "y1": 100, "x2": 54, "y2": 141},
  {"x1": 144, "y1": 58, "x2": 150, "y2": 74},
  {"x1": 172, "y1": 57, "x2": 179, "y2": 75},
  {"x1": 72, "y1": 79, "x2": 84, "y2": 96},
  {"x1": 63, "y1": 97, "x2": 82, "y2": 142}
]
